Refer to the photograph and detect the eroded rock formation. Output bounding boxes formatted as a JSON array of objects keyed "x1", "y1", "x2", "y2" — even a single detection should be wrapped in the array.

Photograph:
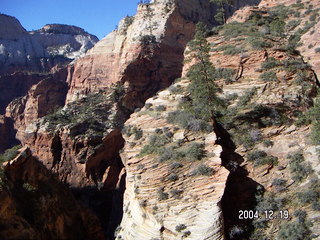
[
  {"x1": 117, "y1": 82, "x2": 229, "y2": 240},
  {"x1": 0, "y1": 14, "x2": 98, "y2": 152},
  {"x1": 0, "y1": 14, "x2": 98, "y2": 74}
]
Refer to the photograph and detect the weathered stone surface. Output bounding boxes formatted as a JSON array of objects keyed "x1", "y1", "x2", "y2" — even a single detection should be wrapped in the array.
[
  {"x1": 117, "y1": 81, "x2": 229, "y2": 240},
  {"x1": 66, "y1": 0, "x2": 261, "y2": 105},
  {"x1": 0, "y1": 14, "x2": 98, "y2": 74}
]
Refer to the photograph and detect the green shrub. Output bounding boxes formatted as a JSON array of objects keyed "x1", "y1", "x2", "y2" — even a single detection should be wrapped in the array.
[
  {"x1": 311, "y1": 121, "x2": 320, "y2": 145},
  {"x1": 133, "y1": 127, "x2": 143, "y2": 140},
  {"x1": 155, "y1": 105, "x2": 166, "y2": 111},
  {"x1": 261, "y1": 57, "x2": 281, "y2": 70},
  {"x1": 278, "y1": 221, "x2": 312, "y2": 240},
  {"x1": 140, "y1": 34, "x2": 157, "y2": 45},
  {"x1": 263, "y1": 139, "x2": 274, "y2": 147},
  {"x1": 269, "y1": 4, "x2": 293, "y2": 20},
  {"x1": 110, "y1": 83, "x2": 125, "y2": 102},
  {"x1": 182, "y1": 231, "x2": 191, "y2": 237},
  {"x1": 44, "y1": 92, "x2": 114, "y2": 135},
  {"x1": 315, "y1": 48, "x2": 320, "y2": 53},
  {"x1": 215, "y1": 68, "x2": 236, "y2": 80},
  {"x1": 223, "y1": 47, "x2": 243, "y2": 55},
  {"x1": 309, "y1": 13, "x2": 318, "y2": 22},
  {"x1": 158, "y1": 147, "x2": 178, "y2": 162},
  {"x1": 145, "y1": 103, "x2": 152, "y2": 109},
  {"x1": 170, "y1": 162, "x2": 183, "y2": 170},
  {"x1": 248, "y1": 37, "x2": 272, "y2": 49},
  {"x1": 272, "y1": 178, "x2": 287, "y2": 192},
  {"x1": 286, "y1": 19, "x2": 301, "y2": 30},
  {"x1": 231, "y1": 130, "x2": 256, "y2": 149},
  {"x1": 247, "y1": 150, "x2": 267, "y2": 161},
  {"x1": 282, "y1": 59, "x2": 310, "y2": 73},
  {"x1": 120, "y1": 15, "x2": 134, "y2": 34},
  {"x1": 184, "y1": 143, "x2": 205, "y2": 161},
  {"x1": 168, "y1": 85, "x2": 183, "y2": 94},
  {"x1": 255, "y1": 192, "x2": 283, "y2": 212},
  {"x1": 297, "y1": 190, "x2": 319, "y2": 205},
  {"x1": 288, "y1": 151, "x2": 313, "y2": 181},
  {"x1": 272, "y1": 178, "x2": 286, "y2": 186},
  {"x1": 167, "y1": 110, "x2": 192, "y2": 129},
  {"x1": 158, "y1": 187, "x2": 169, "y2": 200},
  {"x1": 221, "y1": 22, "x2": 257, "y2": 39},
  {"x1": 247, "y1": 150, "x2": 278, "y2": 166},
  {"x1": 167, "y1": 110, "x2": 212, "y2": 132},
  {"x1": 296, "y1": 178, "x2": 320, "y2": 207},
  {"x1": 0, "y1": 145, "x2": 22, "y2": 163},
  {"x1": 259, "y1": 71, "x2": 278, "y2": 82},
  {"x1": 167, "y1": 173, "x2": 178, "y2": 181},
  {"x1": 175, "y1": 224, "x2": 187, "y2": 232},
  {"x1": 294, "y1": 210, "x2": 307, "y2": 222},
  {"x1": 192, "y1": 164, "x2": 214, "y2": 176},
  {"x1": 212, "y1": 44, "x2": 243, "y2": 55},
  {"x1": 269, "y1": 19, "x2": 286, "y2": 36},
  {"x1": 140, "y1": 134, "x2": 171, "y2": 156}
]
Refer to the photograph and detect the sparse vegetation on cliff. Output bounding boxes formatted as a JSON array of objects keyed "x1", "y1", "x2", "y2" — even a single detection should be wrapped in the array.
[
  {"x1": 42, "y1": 89, "x2": 125, "y2": 138},
  {"x1": 0, "y1": 145, "x2": 21, "y2": 163}
]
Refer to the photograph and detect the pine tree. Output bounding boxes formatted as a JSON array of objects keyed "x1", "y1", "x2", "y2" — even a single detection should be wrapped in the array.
[
  {"x1": 187, "y1": 23, "x2": 225, "y2": 130},
  {"x1": 210, "y1": 0, "x2": 234, "y2": 24}
]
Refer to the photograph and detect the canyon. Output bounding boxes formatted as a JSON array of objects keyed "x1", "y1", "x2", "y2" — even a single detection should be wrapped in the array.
[{"x1": 1, "y1": 0, "x2": 320, "y2": 239}]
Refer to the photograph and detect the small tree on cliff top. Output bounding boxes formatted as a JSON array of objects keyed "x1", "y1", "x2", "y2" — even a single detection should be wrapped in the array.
[{"x1": 186, "y1": 23, "x2": 225, "y2": 130}]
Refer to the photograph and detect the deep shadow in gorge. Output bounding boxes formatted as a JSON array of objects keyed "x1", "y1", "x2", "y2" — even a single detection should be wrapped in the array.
[
  {"x1": 72, "y1": 130, "x2": 126, "y2": 240},
  {"x1": 71, "y1": 176, "x2": 126, "y2": 240},
  {"x1": 0, "y1": 116, "x2": 21, "y2": 153},
  {"x1": 215, "y1": 124, "x2": 263, "y2": 240}
]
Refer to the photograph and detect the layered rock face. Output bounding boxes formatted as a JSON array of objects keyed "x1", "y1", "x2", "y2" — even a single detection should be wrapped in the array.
[
  {"x1": 118, "y1": 1, "x2": 320, "y2": 239},
  {"x1": 5, "y1": 69, "x2": 69, "y2": 141},
  {"x1": 0, "y1": 147, "x2": 105, "y2": 240},
  {"x1": 0, "y1": 14, "x2": 98, "y2": 74},
  {"x1": 3, "y1": 0, "x2": 320, "y2": 239},
  {"x1": 0, "y1": 14, "x2": 97, "y2": 152},
  {"x1": 204, "y1": 3, "x2": 320, "y2": 239},
  {"x1": 117, "y1": 82, "x2": 229, "y2": 240},
  {"x1": 259, "y1": 0, "x2": 320, "y2": 77},
  {"x1": 66, "y1": 0, "x2": 261, "y2": 105},
  {"x1": 0, "y1": 68, "x2": 69, "y2": 152},
  {"x1": 22, "y1": 0, "x2": 262, "y2": 196}
]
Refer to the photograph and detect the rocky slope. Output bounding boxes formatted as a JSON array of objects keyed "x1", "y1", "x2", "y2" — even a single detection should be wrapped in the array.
[
  {"x1": 65, "y1": 0, "x2": 261, "y2": 105},
  {"x1": 1, "y1": 0, "x2": 320, "y2": 239},
  {"x1": 116, "y1": 80, "x2": 229, "y2": 240},
  {"x1": 8, "y1": 0, "x2": 261, "y2": 238},
  {"x1": 22, "y1": 0, "x2": 262, "y2": 189},
  {"x1": 118, "y1": 1, "x2": 320, "y2": 239},
  {"x1": 0, "y1": 14, "x2": 98, "y2": 152},
  {"x1": 204, "y1": 2, "x2": 320, "y2": 239}
]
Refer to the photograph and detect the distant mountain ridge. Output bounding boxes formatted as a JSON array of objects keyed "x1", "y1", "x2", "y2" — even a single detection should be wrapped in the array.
[{"x1": 0, "y1": 14, "x2": 99, "y2": 74}]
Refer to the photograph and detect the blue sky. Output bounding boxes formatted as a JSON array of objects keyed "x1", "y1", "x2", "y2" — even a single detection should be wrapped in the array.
[{"x1": 1, "y1": 0, "x2": 138, "y2": 39}]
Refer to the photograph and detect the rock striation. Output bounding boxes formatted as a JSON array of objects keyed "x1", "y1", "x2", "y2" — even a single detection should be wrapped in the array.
[
  {"x1": 0, "y1": 14, "x2": 98, "y2": 74},
  {"x1": 116, "y1": 80, "x2": 229, "y2": 240},
  {"x1": 0, "y1": 14, "x2": 98, "y2": 152},
  {"x1": 3, "y1": 0, "x2": 320, "y2": 239},
  {"x1": 66, "y1": 0, "x2": 261, "y2": 105}
]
